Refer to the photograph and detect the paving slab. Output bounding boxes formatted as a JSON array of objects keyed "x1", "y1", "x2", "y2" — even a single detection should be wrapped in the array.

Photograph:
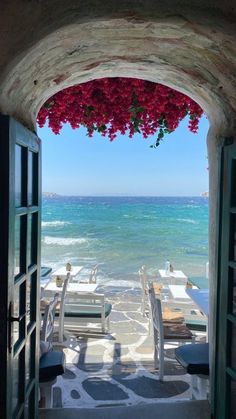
[
  {"x1": 82, "y1": 377, "x2": 129, "y2": 400},
  {"x1": 49, "y1": 294, "x2": 204, "y2": 408}
]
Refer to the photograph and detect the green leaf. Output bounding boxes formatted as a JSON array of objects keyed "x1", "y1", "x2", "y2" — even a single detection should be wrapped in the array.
[
  {"x1": 136, "y1": 106, "x2": 144, "y2": 113},
  {"x1": 150, "y1": 137, "x2": 161, "y2": 148},
  {"x1": 97, "y1": 124, "x2": 106, "y2": 132},
  {"x1": 44, "y1": 101, "x2": 54, "y2": 110}
]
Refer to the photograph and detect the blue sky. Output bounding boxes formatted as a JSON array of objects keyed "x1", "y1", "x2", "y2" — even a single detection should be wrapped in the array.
[{"x1": 37, "y1": 115, "x2": 209, "y2": 196}]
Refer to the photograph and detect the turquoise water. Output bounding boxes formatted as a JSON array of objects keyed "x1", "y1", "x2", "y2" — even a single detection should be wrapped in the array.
[{"x1": 41, "y1": 196, "x2": 208, "y2": 287}]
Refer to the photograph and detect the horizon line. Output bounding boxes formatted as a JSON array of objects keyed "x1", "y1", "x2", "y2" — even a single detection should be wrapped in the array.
[{"x1": 42, "y1": 193, "x2": 208, "y2": 198}]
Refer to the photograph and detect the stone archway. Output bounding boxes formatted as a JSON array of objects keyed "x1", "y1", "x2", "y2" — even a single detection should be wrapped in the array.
[
  {"x1": 0, "y1": 2, "x2": 235, "y2": 130},
  {"x1": 0, "y1": 1, "x2": 236, "y2": 416}
]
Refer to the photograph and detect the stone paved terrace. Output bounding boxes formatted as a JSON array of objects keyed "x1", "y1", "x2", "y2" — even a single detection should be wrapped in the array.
[{"x1": 51, "y1": 291, "x2": 207, "y2": 408}]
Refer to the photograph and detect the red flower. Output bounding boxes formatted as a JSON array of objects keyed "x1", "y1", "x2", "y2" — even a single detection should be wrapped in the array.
[{"x1": 37, "y1": 78, "x2": 203, "y2": 147}]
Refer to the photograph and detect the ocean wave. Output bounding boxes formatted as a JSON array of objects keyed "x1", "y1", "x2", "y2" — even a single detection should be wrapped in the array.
[
  {"x1": 42, "y1": 221, "x2": 71, "y2": 227},
  {"x1": 97, "y1": 278, "x2": 140, "y2": 289},
  {"x1": 43, "y1": 236, "x2": 88, "y2": 246},
  {"x1": 177, "y1": 218, "x2": 198, "y2": 224}
]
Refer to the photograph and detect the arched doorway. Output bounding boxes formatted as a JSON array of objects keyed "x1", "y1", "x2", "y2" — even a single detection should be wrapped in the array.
[{"x1": 0, "y1": 2, "x2": 235, "y2": 418}]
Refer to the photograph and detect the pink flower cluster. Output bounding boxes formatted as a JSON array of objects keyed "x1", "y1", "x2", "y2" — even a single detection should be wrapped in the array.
[{"x1": 37, "y1": 78, "x2": 203, "y2": 146}]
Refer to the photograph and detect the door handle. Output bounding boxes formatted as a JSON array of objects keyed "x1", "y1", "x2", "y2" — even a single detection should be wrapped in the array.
[{"x1": 8, "y1": 302, "x2": 26, "y2": 353}]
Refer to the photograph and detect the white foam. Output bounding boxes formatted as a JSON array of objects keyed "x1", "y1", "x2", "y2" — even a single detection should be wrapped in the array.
[
  {"x1": 177, "y1": 218, "x2": 198, "y2": 224},
  {"x1": 43, "y1": 236, "x2": 88, "y2": 246},
  {"x1": 42, "y1": 221, "x2": 71, "y2": 227},
  {"x1": 98, "y1": 278, "x2": 140, "y2": 289}
]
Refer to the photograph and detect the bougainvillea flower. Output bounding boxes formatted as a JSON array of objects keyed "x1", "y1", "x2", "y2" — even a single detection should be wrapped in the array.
[{"x1": 37, "y1": 78, "x2": 203, "y2": 147}]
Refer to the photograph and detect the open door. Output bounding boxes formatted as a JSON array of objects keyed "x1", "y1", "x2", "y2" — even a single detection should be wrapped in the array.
[
  {"x1": 0, "y1": 116, "x2": 41, "y2": 419},
  {"x1": 215, "y1": 139, "x2": 236, "y2": 418}
]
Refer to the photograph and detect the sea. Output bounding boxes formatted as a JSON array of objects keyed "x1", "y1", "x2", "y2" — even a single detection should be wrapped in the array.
[{"x1": 41, "y1": 196, "x2": 209, "y2": 290}]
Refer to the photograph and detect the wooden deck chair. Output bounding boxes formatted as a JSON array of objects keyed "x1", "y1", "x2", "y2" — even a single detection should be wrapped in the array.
[
  {"x1": 79, "y1": 264, "x2": 99, "y2": 284},
  {"x1": 41, "y1": 293, "x2": 59, "y2": 342},
  {"x1": 149, "y1": 287, "x2": 195, "y2": 381},
  {"x1": 139, "y1": 266, "x2": 152, "y2": 334},
  {"x1": 57, "y1": 272, "x2": 71, "y2": 343},
  {"x1": 39, "y1": 293, "x2": 65, "y2": 407},
  {"x1": 89, "y1": 264, "x2": 98, "y2": 283},
  {"x1": 62, "y1": 292, "x2": 112, "y2": 333},
  {"x1": 57, "y1": 270, "x2": 112, "y2": 335},
  {"x1": 139, "y1": 265, "x2": 149, "y2": 317}
]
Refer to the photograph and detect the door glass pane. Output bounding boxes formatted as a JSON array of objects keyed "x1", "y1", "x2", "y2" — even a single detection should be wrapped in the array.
[
  {"x1": 231, "y1": 214, "x2": 236, "y2": 261},
  {"x1": 27, "y1": 214, "x2": 32, "y2": 268},
  {"x1": 24, "y1": 386, "x2": 35, "y2": 419},
  {"x1": 27, "y1": 212, "x2": 38, "y2": 268},
  {"x1": 26, "y1": 272, "x2": 37, "y2": 327},
  {"x1": 12, "y1": 354, "x2": 20, "y2": 412},
  {"x1": 230, "y1": 322, "x2": 236, "y2": 370},
  {"x1": 15, "y1": 216, "x2": 20, "y2": 276},
  {"x1": 231, "y1": 159, "x2": 236, "y2": 207},
  {"x1": 15, "y1": 144, "x2": 22, "y2": 207},
  {"x1": 31, "y1": 272, "x2": 37, "y2": 323},
  {"x1": 31, "y1": 213, "x2": 38, "y2": 265},
  {"x1": 13, "y1": 281, "x2": 26, "y2": 345},
  {"x1": 28, "y1": 151, "x2": 33, "y2": 206},
  {"x1": 229, "y1": 267, "x2": 236, "y2": 314},
  {"x1": 233, "y1": 269, "x2": 236, "y2": 314},
  {"x1": 12, "y1": 286, "x2": 20, "y2": 346},
  {"x1": 26, "y1": 276, "x2": 31, "y2": 328},
  {"x1": 25, "y1": 331, "x2": 35, "y2": 388},
  {"x1": 230, "y1": 379, "x2": 236, "y2": 419},
  {"x1": 15, "y1": 215, "x2": 27, "y2": 276},
  {"x1": 12, "y1": 348, "x2": 24, "y2": 415}
]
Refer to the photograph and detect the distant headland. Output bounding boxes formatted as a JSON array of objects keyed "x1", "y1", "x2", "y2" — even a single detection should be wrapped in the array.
[{"x1": 42, "y1": 192, "x2": 60, "y2": 198}]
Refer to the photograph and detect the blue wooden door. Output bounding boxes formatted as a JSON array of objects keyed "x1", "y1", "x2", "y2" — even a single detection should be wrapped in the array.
[
  {"x1": 0, "y1": 116, "x2": 41, "y2": 419},
  {"x1": 215, "y1": 140, "x2": 236, "y2": 418}
]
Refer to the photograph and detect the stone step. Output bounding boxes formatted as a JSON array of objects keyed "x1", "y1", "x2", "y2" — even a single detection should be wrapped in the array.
[{"x1": 40, "y1": 399, "x2": 210, "y2": 419}]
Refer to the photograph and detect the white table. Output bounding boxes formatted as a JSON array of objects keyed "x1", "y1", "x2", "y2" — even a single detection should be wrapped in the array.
[
  {"x1": 158, "y1": 269, "x2": 187, "y2": 285},
  {"x1": 68, "y1": 283, "x2": 97, "y2": 294},
  {"x1": 51, "y1": 265, "x2": 83, "y2": 280},
  {"x1": 44, "y1": 281, "x2": 97, "y2": 294},
  {"x1": 159, "y1": 269, "x2": 187, "y2": 279},
  {"x1": 169, "y1": 284, "x2": 192, "y2": 300},
  {"x1": 185, "y1": 289, "x2": 209, "y2": 316},
  {"x1": 165, "y1": 285, "x2": 201, "y2": 318}
]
